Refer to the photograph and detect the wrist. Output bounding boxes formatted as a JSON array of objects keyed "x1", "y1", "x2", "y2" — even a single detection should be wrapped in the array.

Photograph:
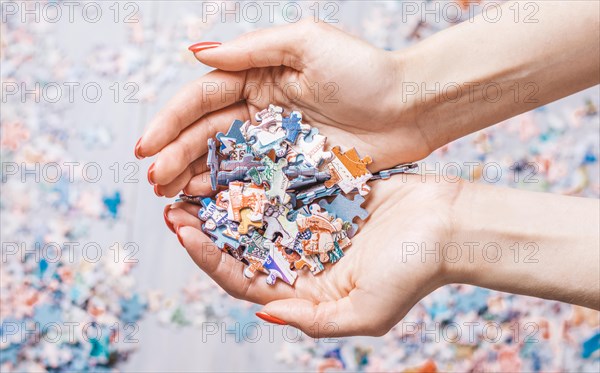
[
  {"x1": 441, "y1": 182, "x2": 600, "y2": 309},
  {"x1": 389, "y1": 40, "x2": 452, "y2": 158},
  {"x1": 385, "y1": 47, "x2": 437, "y2": 161}
]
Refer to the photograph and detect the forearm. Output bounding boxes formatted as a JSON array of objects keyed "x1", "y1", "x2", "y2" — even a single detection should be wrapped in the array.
[
  {"x1": 448, "y1": 183, "x2": 600, "y2": 310},
  {"x1": 396, "y1": 0, "x2": 600, "y2": 151}
]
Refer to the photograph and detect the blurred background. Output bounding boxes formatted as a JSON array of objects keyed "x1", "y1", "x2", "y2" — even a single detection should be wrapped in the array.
[{"x1": 1, "y1": 0, "x2": 599, "y2": 372}]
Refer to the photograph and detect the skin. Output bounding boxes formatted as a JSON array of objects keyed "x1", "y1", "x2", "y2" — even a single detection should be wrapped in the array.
[{"x1": 137, "y1": 1, "x2": 600, "y2": 336}]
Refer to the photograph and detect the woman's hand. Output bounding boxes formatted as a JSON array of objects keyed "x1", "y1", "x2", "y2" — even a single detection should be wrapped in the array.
[
  {"x1": 136, "y1": 20, "x2": 430, "y2": 198},
  {"x1": 164, "y1": 175, "x2": 462, "y2": 337},
  {"x1": 165, "y1": 172, "x2": 599, "y2": 337}
]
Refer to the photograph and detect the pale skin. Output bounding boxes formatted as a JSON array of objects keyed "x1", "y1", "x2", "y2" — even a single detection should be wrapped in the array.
[{"x1": 136, "y1": 1, "x2": 600, "y2": 336}]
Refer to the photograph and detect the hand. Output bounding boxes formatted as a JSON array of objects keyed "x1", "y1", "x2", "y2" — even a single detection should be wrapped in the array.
[
  {"x1": 164, "y1": 175, "x2": 462, "y2": 337},
  {"x1": 136, "y1": 20, "x2": 431, "y2": 198}
]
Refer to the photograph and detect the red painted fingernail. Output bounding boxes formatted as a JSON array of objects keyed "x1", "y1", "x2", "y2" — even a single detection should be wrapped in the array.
[
  {"x1": 134, "y1": 138, "x2": 144, "y2": 160},
  {"x1": 147, "y1": 163, "x2": 156, "y2": 185},
  {"x1": 255, "y1": 312, "x2": 287, "y2": 325},
  {"x1": 153, "y1": 184, "x2": 163, "y2": 197},
  {"x1": 176, "y1": 226, "x2": 185, "y2": 246},
  {"x1": 188, "y1": 41, "x2": 221, "y2": 53},
  {"x1": 163, "y1": 205, "x2": 176, "y2": 233}
]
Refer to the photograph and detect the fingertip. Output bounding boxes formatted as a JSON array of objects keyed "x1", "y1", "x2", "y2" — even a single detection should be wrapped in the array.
[
  {"x1": 255, "y1": 311, "x2": 288, "y2": 325},
  {"x1": 163, "y1": 204, "x2": 176, "y2": 233},
  {"x1": 134, "y1": 137, "x2": 145, "y2": 159},
  {"x1": 167, "y1": 205, "x2": 203, "y2": 231},
  {"x1": 175, "y1": 225, "x2": 194, "y2": 246},
  {"x1": 188, "y1": 42, "x2": 222, "y2": 63},
  {"x1": 188, "y1": 41, "x2": 222, "y2": 53}
]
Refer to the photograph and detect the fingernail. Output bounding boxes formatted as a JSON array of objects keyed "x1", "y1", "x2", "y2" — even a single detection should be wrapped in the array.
[
  {"x1": 134, "y1": 138, "x2": 144, "y2": 160},
  {"x1": 153, "y1": 184, "x2": 163, "y2": 197},
  {"x1": 188, "y1": 41, "x2": 221, "y2": 53},
  {"x1": 147, "y1": 163, "x2": 156, "y2": 185},
  {"x1": 163, "y1": 205, "x2": 175, "y2": 233},
  {"x1": 176, "y1": 226, "x2": 185, "y2": 246},
  {"x1": 255, "y1": 311, "x2": 287, "y2": 325}
]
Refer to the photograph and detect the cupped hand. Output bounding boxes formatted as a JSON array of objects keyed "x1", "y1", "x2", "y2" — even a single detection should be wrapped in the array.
[
  {"x1": 136, "y1": 20, "x2": 431, "y2": 198},
  {"x1": 164, "y1": 176, "x2": 462, "y2": 337}
]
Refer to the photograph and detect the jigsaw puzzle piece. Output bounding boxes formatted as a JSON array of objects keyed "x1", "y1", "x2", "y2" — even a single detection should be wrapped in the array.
[
  {"x1": 238, "y1": 208, "x2": 263, "y2": 234},
  {"x1": 296, "y1": 184, "x2": 341, "y2": 205},
  {"x1": 220, "y1": 153, "x2": 263, "y2": 171},
  {"x1": 295, "y1": 204, "x2": 351, "y2": 262},
  {"x1": 263, "y1": 203, "x2": 299, "y2": 249},
  {"x1": 293, "y1": 253, "x2": 325, "y2": 275},
  {"x1": 120, "y1": 294, "x2": 147, "y2": 323},
  {"x1": 217, "y1": 167, "x2": 249, "y2": 185},
  {"x1": 282, "y1": 111, "x2": 310, "y2": 144},
  {"x1": 241, "y1": 232, "x2": 272, "y2": 277},
  {"x1": 218, "y1": 154, "x2": 265, "y2": 185},
  {"x1": 289, "y1": 133, "x2": 333, "y2": 167},
  {"x1": 198, "y1": 197, "x2": 228, "y2": 231},
  {"x1": 207, "y1": 138, "x2": 219, "y2": 191},
  {"x1": 318, "y1": 194, "x2": 369, "y2": 238},
  {"x1": 264, "y1": 248, "x2": 298, "y2": 286},
  {"x1": 216, "y1": 119, "x2": 246, "y2": 155},
  {"x1": 324, "y1": 146, "x2": 373, "y2": 195},
  {"x1": 226, "y1": 181, "x2": 267, "y2": 223},
  {"x1": 285, "y1": 165, "x2": 331, "y2": 190},
  {"x1": 303, "y1": 127, "x2": 319, "y2": 143},
  {"x1": 204, "y1": 223, "x2": 241, "y2": 250},
  {"x1": 264, "y1": 157, "x2": 290, "y2": 203}
]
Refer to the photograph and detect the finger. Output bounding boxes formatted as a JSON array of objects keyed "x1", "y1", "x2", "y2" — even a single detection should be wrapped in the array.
[
  {"x1": 152, "y1": 102, "x2": 249, "y2": 185},
  {"x1": 167, "y1": 204, "x2": 203, "y2": 231},
  {"x1": 260, "y1": 289, "x2": 387, "y2": 337},
  {"x1": 176, "y1": 226, "x2": 295, "y2": 304},
  {"x1": 137, "y1": 70, "x2": 247, "y2": 158},
  {"x1": 182, "y1": 171, "x2": 218, "y2": 197},
  {"x1": 156, "y1": 155, "x2": 208, "y2": 198},
  {"x1": 190, "y1": 20, "x2": 320, "y2": 71}
]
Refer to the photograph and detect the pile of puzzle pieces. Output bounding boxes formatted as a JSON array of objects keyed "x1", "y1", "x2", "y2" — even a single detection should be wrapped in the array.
[{"x1": 185, "y1": 104, "x2": 376, "y2": 286}]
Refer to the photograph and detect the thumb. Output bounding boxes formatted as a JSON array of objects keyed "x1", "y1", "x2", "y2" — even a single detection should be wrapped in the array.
[
  {"x1": 259, "y1": 292, "x2": 386, "y2": 337},
  {"x1": 188, "y1": 21, "x2": 318, "y2": 71}
]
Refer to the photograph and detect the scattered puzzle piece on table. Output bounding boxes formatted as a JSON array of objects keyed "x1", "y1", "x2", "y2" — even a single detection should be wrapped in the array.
[{"x1": 120, "y1": 294, "x2": 147, "y2": 324}]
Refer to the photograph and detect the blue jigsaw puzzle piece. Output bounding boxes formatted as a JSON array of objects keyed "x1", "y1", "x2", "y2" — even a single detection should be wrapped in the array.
[
  {"x1": 0, "y1": 343, "x2": 20, "y2": 365},
  {"x1": 216, "y1": 119, "x2": 246, "y2": 154},
  {"x1": 204, "y1": 223, "x2": 241, "y2": 250},
  {"x1": 582, "y1": 332, "x2": 600, "y2": 359},
  {"x1": 318, "y1": 194, "x2": 369, "y2": 237},
  {"x1": 207, "y1": 138, "x2": 218, "y2": 191},
  {"x1": 454, "y1": 287, "x2": 490, "y2": 314},
  {"x1": 103, "y1": 191, "x2": 121, "y2": 218},
  {"x1": 303, "y1": 127, "x2": 319, "y2": 143},
  {"x1": 120, "y1": 294, "x2": 147, "y2": 323},
  {"x1": 33, "y1": 303, "x2": 63, "y2": 326},
  {"x1": 282, "y1": 112, "x2": 303, "y2": 143},
  {"x1": 296, "y1": 184, "x2": 341, "y2": 206}
]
